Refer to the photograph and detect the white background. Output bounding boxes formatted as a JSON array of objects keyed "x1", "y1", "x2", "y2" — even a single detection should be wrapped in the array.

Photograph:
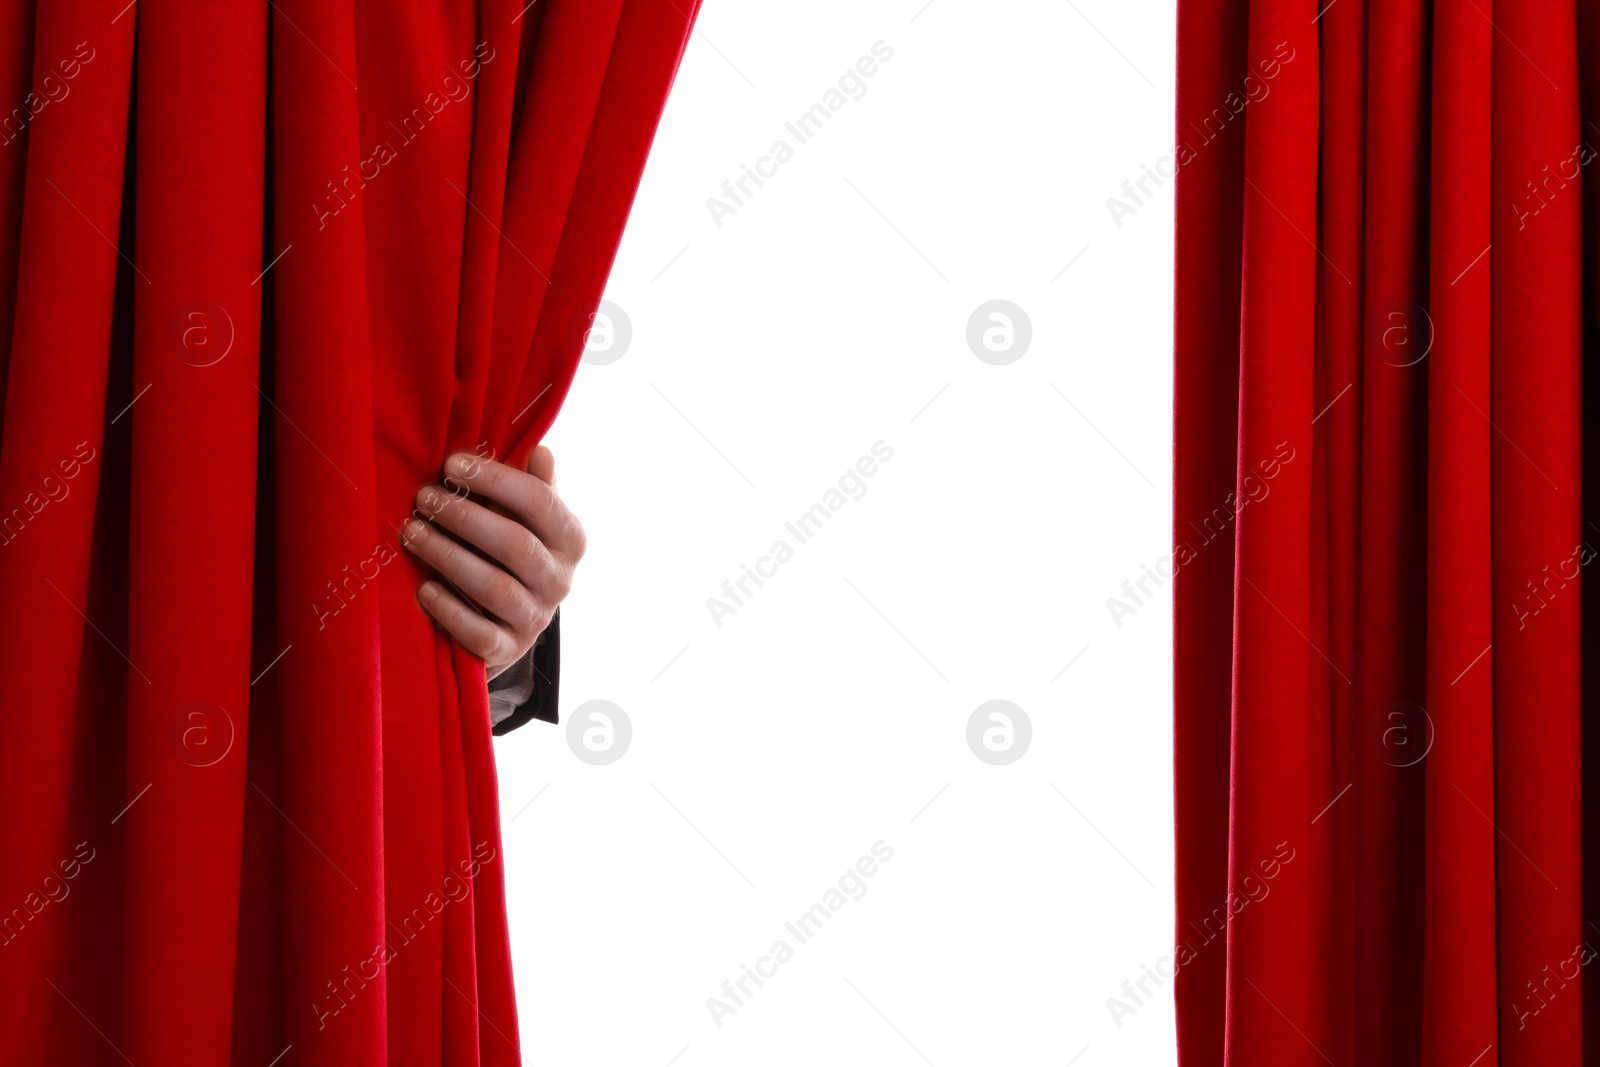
[{"x1": 495, "y1": 2, "x2": 1177, "y2": 1063}]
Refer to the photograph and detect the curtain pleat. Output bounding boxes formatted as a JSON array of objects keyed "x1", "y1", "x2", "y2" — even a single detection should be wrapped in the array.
[
  {"x1": 1353, "y1": 0, "x2": 1430, "y2": 1061},
  {"x1": 0, "y1": 4, "x2": 137, "y2": 1063},
  {"x1": 1172, "y1": 0, "x2": 1248, "y2": 1058},
  {"x1": 269, "y1": 1, "x2": 390, "y2": 1061},
  {"x1": 1228, "y1": 0, "x2": 1327, "y2": 1061},
  {"x1": 1315, "y1": 3, "x2": 1364, "y2": 1064},
  {"x1": 0, "y1": 2, "x2": 699, "y2": 1065},
  {"x1": 1177, "y1": 0, "x2": 1590, "y2": 1064},
  {"x1": 1421, "y1": 1, "x2": 1496, "y2": 1064},
  {"x1": 122, "y1": 1, "x2": 267, "y2": 1063},
  {"x1": 1489, "y1": 0, "x2": 1585, "y2": 1060}
]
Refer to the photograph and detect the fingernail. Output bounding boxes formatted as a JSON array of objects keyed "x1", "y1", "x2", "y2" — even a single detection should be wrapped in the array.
[
  {"x1": 418, "y1": 581, "x2": 439, "y2": 602},
  {"x1": 401, "y1": 519, "x2": 427, "y2": 546},
  {"x1": 419, "y1": 488, "x2": 443, "y2": 511},
  {"x1": 448, "y1": 453, "x2": 476, "y2": 477}
]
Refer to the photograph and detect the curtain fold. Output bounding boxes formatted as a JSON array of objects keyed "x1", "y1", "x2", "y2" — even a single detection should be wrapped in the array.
[
  {"x1": 0, "y1": 2, "x2": 698, "y2": 1065},
  {"x1": 1176, "y1": 1, "x2": 1589, "y2": 1065}
]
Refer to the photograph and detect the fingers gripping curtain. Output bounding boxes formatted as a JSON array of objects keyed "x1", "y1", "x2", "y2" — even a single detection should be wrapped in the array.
[
  {"x1": 1175, "y1": 0, "x2": 1589, "y2": 1065},
  {"x1": 0, "y1": 2, "x2": 699, "y2": 1065}
]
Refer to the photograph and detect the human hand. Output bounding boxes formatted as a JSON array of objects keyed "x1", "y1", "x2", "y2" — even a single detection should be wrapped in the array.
[{"x1": 401, "y1": 446, "x2": 584, "y2": 681}]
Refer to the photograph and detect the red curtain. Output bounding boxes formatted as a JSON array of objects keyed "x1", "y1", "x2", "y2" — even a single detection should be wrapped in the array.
[
  {"x1": 0, "y1": 2, "x2": 697, "y2": 1065},
  {"x1": 1176, "y1": 1, "x2": 1594, "y2": 1064}
]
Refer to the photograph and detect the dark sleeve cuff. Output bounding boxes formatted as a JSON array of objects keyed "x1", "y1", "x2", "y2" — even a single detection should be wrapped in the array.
[{"x1": 488, "y1": 609, "x2": 560, "y2": 736}]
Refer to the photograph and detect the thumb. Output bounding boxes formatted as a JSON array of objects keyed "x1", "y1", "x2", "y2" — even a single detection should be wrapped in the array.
[{"x1": 526, "y1": 444, "x2": 555, "y2": 488}]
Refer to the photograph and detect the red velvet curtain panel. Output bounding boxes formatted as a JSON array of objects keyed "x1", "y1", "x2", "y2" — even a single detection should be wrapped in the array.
[
  {"x1": 0, "y1": 2, "x2": 697, "y2": 1065},
  {"x1": 1176, "y1": 1, "x2": 1592, "y2": 1065}
]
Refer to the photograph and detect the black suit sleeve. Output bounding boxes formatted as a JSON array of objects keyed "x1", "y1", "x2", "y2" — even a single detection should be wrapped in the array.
[{"x1": 488, "y1": 609, "x2": 560, "y2": 736}]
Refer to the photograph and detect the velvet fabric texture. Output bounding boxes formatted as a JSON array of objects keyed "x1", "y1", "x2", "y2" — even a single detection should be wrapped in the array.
[
  {"x1": 1175, "y1": 1, "x2": 1594, "y2": 1065},
  {"x1": 0, "y1": 2, "x2": 697, "y2": 1065}
]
